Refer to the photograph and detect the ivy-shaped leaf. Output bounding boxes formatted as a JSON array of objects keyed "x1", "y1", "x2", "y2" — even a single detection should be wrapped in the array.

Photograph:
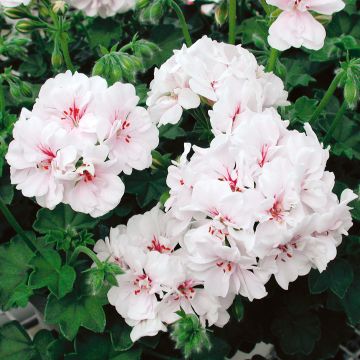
[
  {"x1": 308, "y1": 259, "x2": 354, "y2": 298},
  {"x1": 110, "y1": 321, "x2": 134, "y2": 352},
  {"x1": 271, "y1": 311, "x2": 321, "y2": 355},
  {"x1": 340, "y1": 267, "x2": 360, "y2": 325},
  {"x1": 33, "y1": 204, "x2": 99, "y2": 235},
  {"x1": 29, "y1": 248, "x2": 76, "y2": 299},
  {"x1": 125, "y1": 169, "x2": 168, "y2": 208},
  {"x1": 0, "y1": 321, "x2": 37, "y2": 360},
  {"x1": 0, "y1": 234, "x2": 34, "y2": 310},
  {"x1": 44, "y1": 275, "x2": 107, "y2": 340}
]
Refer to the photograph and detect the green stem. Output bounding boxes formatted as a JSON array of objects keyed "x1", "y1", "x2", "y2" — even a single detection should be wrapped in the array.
[
  {"x1": 228, "y1": 0, "x2": 237, "y2": 44},
  {"x1": 119, "y1": 43, "x2": 133, "y2": 53},
  {"x1": 0, "y1": 82, "x2": 5, "y2": 114},
  {"x1": 323, "y1": 101, "x2": 347, "y2": 144},
  {"x1": 266, "y1": 47, "x2": 278, "y2": 72},
  {"x1": 69, "y1": 245, "x2": 102, "y2": 267},
  {"x1": 260, "y1": 0, "x2": 271, "y2": 15},
  {"x1": 169, "y1": 0, "x2": 192, "y2": 47},
  {"x1": 310, "y1": 71, "x2": 345, "y2": 124},
  {"x1": 0, "y1": 198, "x2": 37, "y2": 253},
  {"x1": 59, "y1": 32, "x2": 75, "y2": 72}
]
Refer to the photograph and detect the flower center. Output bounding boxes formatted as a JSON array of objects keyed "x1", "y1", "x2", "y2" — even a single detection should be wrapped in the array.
[
  {"x1": 175, "y1": 280, "x2": 195, "y2": 300},
  {"x1": 147, "y1": 235, "x2": 172, "y2": 253},
  {"x1": 61, "y1": 101, "x2": 86, "y2": 128},
  {"x1": 216, "y1": 261, "x2": 233, "y2": 273},
  {"x1": 268, "y1": 197, "x2": 284, "y2": 222},
  {"x1": 133, "y1": 274, "x2": 152, "y2": 295}
]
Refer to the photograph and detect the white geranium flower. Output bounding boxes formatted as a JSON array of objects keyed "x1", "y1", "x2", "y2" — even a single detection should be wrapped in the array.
[
  {"x1": 63, "y1": 145, "x2": 125, "y2": 217},
  {"x1": 267, "y1": 0, "x2": 345, "y2": 50},
  {"x1": 6, "y1": 110, "x2": 77, "y2": 209},
  {"x1": 66, "y1": 0, "x2": 136, "y2": 18},
  {"x1": 94, "y1": 82, "x2": 159, "y2": 175}
]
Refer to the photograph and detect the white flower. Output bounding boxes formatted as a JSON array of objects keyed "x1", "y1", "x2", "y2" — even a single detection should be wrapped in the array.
[
  {"x1": 66, "y1": 0, "x2": 136, "y2": 17},
  {"x1": 267, "y1": 0, "x2": 345, "y2": 50},
  {"x1": 33, "y1": 71, "x2": 107, "y2": 146},
  {"x1": 147, "y1": 56, "x2": 200, "y2": 126},
  {"x1": 1, "y1": 0, "x2": 30, "y2": 7},
  {"x1": 6, "y1": 110, "x2": 77, "y2": 209},
  {"x1": 63, "y1": 145, "x2": 125, "y2": 217},
  {"x1": 94, "y1": 82, "x2": 159, "y2": 175}
]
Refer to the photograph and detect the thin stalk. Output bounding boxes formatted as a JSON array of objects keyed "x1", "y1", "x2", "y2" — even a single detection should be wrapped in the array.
[
  {"x1": 0, "y1": 198, "x2": 37, "y2": 253},
  {"x1": 169, "y1": 0, "x2": 192, "y2": 47},
  {"x1": 69, "y1": 245, "x2": 102, "y2": 267},
  {"x1": 119, "y1": 43, "x2": 133, "y2": 53},
  {"x1": 0, "y1": 81, "x2": 5, "y2": 114},
  {"x1": 323, "y1": 101, "x2": 347, "y2": 144},
  {"x1": 260, "y1": 0, "x2": 271, "y2": 15},
  {"x1": 266, "y1": 47, "x2": 278, "y2": 72},
  {"x1": 59, "y1": 32, "x2": 75, "y2": 72},
  {"x1": 228, "y1": 0, "x2": 237, "y2": 44},
  {"x1": 310, "y1": 71, "x2": 345, "y2": 124}
]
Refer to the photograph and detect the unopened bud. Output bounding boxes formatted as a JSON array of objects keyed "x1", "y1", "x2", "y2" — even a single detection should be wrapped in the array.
[
  {"x1": 19, "y1": 82, "x2": 32, "y2": 97},
  {"x1": 15, "y1": 20, "x2": 46, "y2": 33},
  {"x1": 139, "y1": 0, "x2": 165, "y2": 24},
  {"x1": 53, "y1": 0, "x2": 68, "y2": 15},
  {"x1": 136, "y1": 0, "x2": 150, "y2": 9},
  {"x1": 3, "y1": 7, "x2": 29, "y2": 20},
  {"x1": 51, "y1": 48, "x2": 63, "y2": 69},
  {"x1": 214, "y1": 1, "x2": 228, "y2": 26}
]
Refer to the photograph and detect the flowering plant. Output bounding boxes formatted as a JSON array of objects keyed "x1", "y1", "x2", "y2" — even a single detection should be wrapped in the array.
[{"x1": 0, "y1": 0, "x2": 359, "y2": 359}]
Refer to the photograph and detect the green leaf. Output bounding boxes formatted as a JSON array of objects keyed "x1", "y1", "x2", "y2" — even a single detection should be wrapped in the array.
[
  {"x1": 44, "y1": 282, "x2": 107, "y2": 340},
  {"x1": 159, "y1": 124, "x2": 186, "y2": 139},
  {"x1": 283, "y1": 59, "x2": 315, "y2": 89},
  {"x1": 271, "y1": 311, "x2": 321, "y2": 355},
  {"x1": 87, "y1": 18, "x2": 123, "y2": 49},
  {"x1": 125, "y1": 169, "x2": 168, "y2": 208},
  {"x1": 192, "y1": 335, "x2": 231, "y2": 360},
  {"x1": 110, "y1": 321, "x2": 134, "y2": 352},
  {"x1": 230, "y1": 295, "x2": 244, "y2": 322},
  {"x1": 0, "y1": 234, "x2": 34, "y2": 310},
  {"x1": 0, "y1": 178, "x2": 14, "y2": 205},
  {"x1": 0, "y1": 321, "x2": 37, "y2": 360},
  {"x1": 293, "y1": 96, "x2": 318, "y2": 123},
  {"x1": 340, "y1": 267, "x2": 360, "y2": 324},
  {"x1": 33, "y1": 204, "x2": 99, "y2": 235},
  {"x1": 32, "y1": 330, "x2": 56, "y2": 360},
  {"x1": 308, "y1": 37, "x2": 341, "y2": 62},
  {"x1": 29, "y1": 248, "x2": 76, "y2": 298},
  {"x1": 308, "y1": 259, "x2": 354, "y2": 298},
  {"x1": 65, "y1": 333, "x2": 141, "y2": 360}
]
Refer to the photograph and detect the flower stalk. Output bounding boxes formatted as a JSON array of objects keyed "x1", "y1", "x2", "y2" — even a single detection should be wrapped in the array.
[
  {"x1": 69, "y1": 245, "x2": 103, "y2": 268},
  {"x1": 168, "y1": 0, "x2": 192, "y2": 47},
  {"x1": 323, "y1": 101, "x2": 347, "y2": 144},
  {"x1": 310, "y1": 71, "x2": 345, "y2": 124},
  {"x1": 228, "y1": 0, "x2": 237, "y2": 44},
  {"x1": 266, "y1": 47, "x2": 278, "y2": 72},
  {"x1": 0, "y1": 81, "x2": 5, "y2": 114}
]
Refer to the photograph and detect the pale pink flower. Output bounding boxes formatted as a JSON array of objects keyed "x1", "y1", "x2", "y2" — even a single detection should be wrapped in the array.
[
  {"x1": 66, "y1": 0, "x2": 136, "y2": 17},
  {"x1": 94, "y1": 82, "x2": 159, "y2": 175},
  {"x1": 267, "y1": 0, "x2": 345, "y2": 50}
]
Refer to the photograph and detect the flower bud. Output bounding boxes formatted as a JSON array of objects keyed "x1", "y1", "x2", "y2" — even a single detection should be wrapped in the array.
[
  {"x1": 139, "y1": 0, "x2": 165, "y2": 24},
  {"x1": 136, "y1": 0, "x2": 150, "y2": 9},
  {"x1": 15, "y1": 20, "x2": 46, "y2": 33},
  {"x1": 53, "y1": 0, "x2": 68, "y2": 15},
  {"x1": 214, "y1": 1, "x2": 228, "y2": 26},
  {"x1": 9, "y1": 83, "x2": 21, "y2": 99},
  {"x1": 51, "y1": 48, "x2": 63, "y2": 69},
  {"x1": 38, "y1": 5, "x2": 50, "y2": 18},
  {"x1": 92, "y1": 60, "x2": 105, "y2": 77},
  {"x1": 344, "y1": 75, "x2": 358, "y2": 110},
  {"x1": 3, "y1": 7, "x2": 30, "y2": 20},
  {"x1": 133, "y1": 39, "x2": 159, "y2": 61},
  {"x1": 171, "y1": 313, "x2": 211, "y2": 358},
  {"x1": 19, "y1": 82, "x2": 32, "y2": 97}
]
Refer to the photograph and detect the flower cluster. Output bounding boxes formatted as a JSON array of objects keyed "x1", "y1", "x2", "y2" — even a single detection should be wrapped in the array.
[
  {"x1": 66, "y1": 0, "x2": 136, "y2": 18},
  {"x1": 146, "y1": 36, "x2": 289, "y2": 132},
  {"x1": 95, "y1": 205, "x2": 232, "y2": 341},
  {"x1": 97, "y1": 37, "x2": 356, "y2": 341},
  {"x1": 6, "y1": 71, "x2": 158, "y2": 217},
  {"x1": 266, "y1": 0, "x2": 345, "y2": 51}
]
